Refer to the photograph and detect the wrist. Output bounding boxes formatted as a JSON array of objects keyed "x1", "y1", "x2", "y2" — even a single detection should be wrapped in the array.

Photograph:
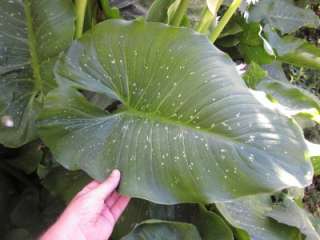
[
  {"x1": 40, "y1": 222, "x2": 69, "y2": 240},
  {"x1": 41, "y1": 219, "x2": 89, "y2": 240}
]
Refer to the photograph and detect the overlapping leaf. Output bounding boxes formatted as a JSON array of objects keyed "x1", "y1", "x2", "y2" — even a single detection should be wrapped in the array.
[
  {"x1": 238, "y1": 22, "x2": 274, "y2": 64},
  {"x1": 279, "y1": 43, "x2": 320, "y2": 70},
  {"x1": 249, "y1": 0, "x2": 320, "y2": 34},
  {"x1": 113, "y1": 199, "x2": 233, "y2": 239},
  {"x1": 216, "y1": 195, "x2": 304, "y2": 240},
  {"x1": 0, "y1": 0, "x2": 74, "y2": 147},
  {"x1": 263, "y1": 25, "x2": 320, "y2": 70},
  {"x1": 264, "y1": 25, "x2": 304, "y2": 57},
  {"x1": 242, "y1": 62, "x2": 320, "y2": 125},
  {"x1": 257, "y1": 80, "x2": 320, "y2": 124},
  {"x1": 38, "y1": 20, "x2": 312, "y2": 204},
  {"x1": 243, "y1": 62, "x2": 267, "y2": 89},
  {"x1": 121, "y1": 220, "x2": 202, "y2": 240},
  {"x1": 146, "y1": 0, "x2": 176, "y2": 23},
  {"x1": 267, "y1": 197, "x2": 320, "y2": 240}
]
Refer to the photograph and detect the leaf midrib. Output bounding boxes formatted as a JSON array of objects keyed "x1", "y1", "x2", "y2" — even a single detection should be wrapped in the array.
[
  {"x1": 24, "y1": 0, "x2": 42, "y2": 92},
  {"x1": 121, "y1": 108, "x2": 243, "y2": 146}
]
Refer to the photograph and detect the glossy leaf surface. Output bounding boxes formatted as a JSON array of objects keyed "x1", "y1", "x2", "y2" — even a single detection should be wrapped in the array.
[
  {"x1": 113, "y1": 199, "x2": 233, "y2": 239},
  {"x1": 257, "y1": 80, "x2": 320, "y2": 124},
  {"x1": 0, "y1": 0, "x2": 74, "y2": 147},
  {"x1": 146, "y1": 0, "x2": 176, "y2": 23},
  {"x1": 216, "y1": 195, "x2": 303, "y2": 240},
  {"x1": 267, "y1": 196, "x2": 320, "y2": 240},
  {"x1": 121, "y1": 220, "x2": 202, "y2": 240},
  {"x1": 38, "y1": 20, "x2": 313, "y2": 204},
  {"x1": 249, "y1": 0, "x2": 319, "y2": 34}
]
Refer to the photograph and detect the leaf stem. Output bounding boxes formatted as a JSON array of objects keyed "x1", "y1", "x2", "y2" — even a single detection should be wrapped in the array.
[
  {"x1": 196, "y1": 7, "x2": 214, "y2": 33},
  {"x1": 169, "y1": 0, "x2": 190, "y2": 26},
  {"x1": 100, "y1": 0, "x2": 111, "y2": 17},
  {"x1": 196, "y1": 0, "x2": 224, "y2": 33},
  {"x1": 24, "y1": 0, "x2": 42, "y2": 91},
  {"x1": 75, "y1": 0, "x2": 88, "y2": 39},
  {"x1": 209, "y1": 0, "x2": 242, "y2": 43},
  {"x1": 100, "y1": 0, "x2": 111, "y2": 14}
]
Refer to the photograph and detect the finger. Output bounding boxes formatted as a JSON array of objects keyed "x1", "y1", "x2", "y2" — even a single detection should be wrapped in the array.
[
  {"x1": 91, "y1": 169, "x2": 121, "y2": 199},
  {"x1": 100, "y1": 208, "x2": 114, "y2": 224},
  {"x1": 110, "y1": 196, "x2": 131, "y2": 221},
  {"x1": 76, "y1": 180, "x2": 100, "y2": 196},
  {"x1": 105, "y1": 191, "x2": 120, "y2": 208}
]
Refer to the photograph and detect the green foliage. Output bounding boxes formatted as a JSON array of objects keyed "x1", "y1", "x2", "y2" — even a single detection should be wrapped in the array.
[
  {"x1": 264, "y1": 25, "x2": 305, "y2": 56},
  {"x1": 0, "y1": 0, "x2": 75, "y2": 147},
  {"x1": 38, "y1": 20, "x2": 312, "y2": 204},
  {"x1": 146, "y1": 0, "x2": 189, "y2": 26},
  {"x1": 121, "y1": 220, "x2": 202, "y2": 240},
  {"x1": 1, "y1": 0, "x2": 320, "y2": 239},
  {"x1": 257, "y1": 80, "x2": 320, "y2": 124},
  {"x1": 112, "y1": 199, "x2": 233, "y2": 239},
  {"x1": 279, "y1": 43, "x2": 320, "y2": 70},
  {"x1": 217, "y1": 195, "x2": 304, "y2": 240},
  {"x1": 243, "y1": 62, "x2": 268, "y2": 88},
  {"x1": 263, "y1": 25, "x2": 320, "y2": 70},
  {"x1": 312, "y1": 157, "x2": 320, "y2": 176},
  {"x1": 238, "y1": 22, "x2": 275, "y2": 65},
  {"x1": 249, "y1": 0, "x2": 320, "y2": 34},
  {"x1": 146, "y1": 0, "x2": 176, "y2": 22},
  {"x1": 267, "y1": 196, "x2": 319, "y2": 240},
  {"x1": 167, "y1": 0, "x2": 190, "y2": 26},
  {"x1": 100, "y1": 0, "x2": 121, "y2": 19}
]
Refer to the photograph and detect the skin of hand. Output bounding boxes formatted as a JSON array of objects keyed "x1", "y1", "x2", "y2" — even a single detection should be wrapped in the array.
[{"x1": 41, "y1": 169, "x2": 130, "y2": 240}]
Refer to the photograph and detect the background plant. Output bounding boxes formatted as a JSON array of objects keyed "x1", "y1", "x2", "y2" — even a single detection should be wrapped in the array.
[{"x1": 1, "y1": 0, "x2": 320, "y2": 239}]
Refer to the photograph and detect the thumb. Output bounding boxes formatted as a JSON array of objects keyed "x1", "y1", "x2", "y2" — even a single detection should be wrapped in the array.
[{"x1": 91, "y1": 169, "x2": 121, "y2": 199}]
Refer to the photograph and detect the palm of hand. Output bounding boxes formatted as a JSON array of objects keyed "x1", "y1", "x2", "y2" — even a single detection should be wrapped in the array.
[{"x1": 41, "y1": 170, "x2": 130, "y2": 240}]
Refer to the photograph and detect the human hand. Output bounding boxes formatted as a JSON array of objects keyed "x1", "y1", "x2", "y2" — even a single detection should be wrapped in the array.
[{"x1": 41, "y1": 169, "x2": 130, "y2": 240}]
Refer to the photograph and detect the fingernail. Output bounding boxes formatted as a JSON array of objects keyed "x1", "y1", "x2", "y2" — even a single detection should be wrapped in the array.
[{"x1": 111, "y1": 169, "x2": 120, "y2": 177}]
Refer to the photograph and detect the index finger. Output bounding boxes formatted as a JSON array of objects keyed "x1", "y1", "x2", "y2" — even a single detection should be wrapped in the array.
[{"x1": 90, "y1": 169, "x2": 121, "y2": 199}]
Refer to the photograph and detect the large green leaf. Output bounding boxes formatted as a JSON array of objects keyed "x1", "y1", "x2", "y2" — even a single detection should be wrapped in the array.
[
  {"x1": 262, "y1": 63, "x2": 288, "y2": 83},
  {"x1": 121, "y1": 220, "x2": 202, "y2": 240},
  {"x1": 216, "y1": 195, "x2": 303, "y2": 240},
  {"x1": 267, "y1": 196, "x2": 320, "y2": 240},
  {"x1": 38, "y1": 20, "x2": 313, "y2": 204},
  {"x1": 257, "y1": 80, "x2": 320, "y2": 124},
  {"x1": 279, "y1": 42, "x2": 320, "y2": 70},
  {"x1": 187, "y1": 205, "x2": 234, "y2": 240},
  {"x1": 113, "y1": 199, "x2": 233, "y2": 239},
  {"x1": 263, "y1": 25, "x2": 305, "y2": 57},
  {"x1": 243, "y1": 60, "x2": 320, "y2": 126},
  {"x1": 0, "y1": 0, "x2": 74, "y2": 147},
  {"x1": 113, "y1": 199, "x2": 157, "y2": 239},
  {"x1": 263, "y1": 25, "x2": 320, "y2": 70},
  {"x1": 249, "y1": 0, "x2": 320, "y2": 34}
]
